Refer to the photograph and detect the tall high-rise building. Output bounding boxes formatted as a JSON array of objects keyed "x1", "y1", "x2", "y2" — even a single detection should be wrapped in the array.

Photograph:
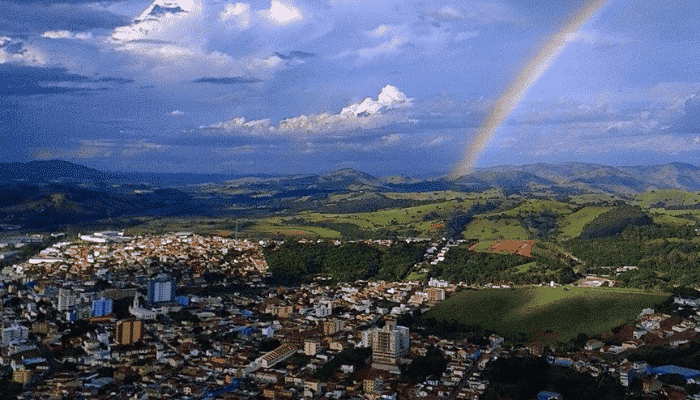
[
  {"x1": 370, "y1": 316, "x2": 410, "y2": 373},
  {"x1": 115, "y1": 319, "x2": 144, "y2": 346},
  {"x1": 323, "y1": 319, "x2": 345, "y2": 336},
  {"x1": 92, "y1": 298, "x2": 113, "y2": 317},
  {"x1": 1, "y1": 325, "x2": 29, "y2": 347},
  {"x1": 57, "y1": 288, "x2": 76, "y2": 311},
  {"x1": 147, "y1": 273, "x2": 175, "y2": 304}
]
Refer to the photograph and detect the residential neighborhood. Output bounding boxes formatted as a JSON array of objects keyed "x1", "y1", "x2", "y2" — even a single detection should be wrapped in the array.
[{"x1": 2, "y1": 232, "x2": 700, "y2": 399}]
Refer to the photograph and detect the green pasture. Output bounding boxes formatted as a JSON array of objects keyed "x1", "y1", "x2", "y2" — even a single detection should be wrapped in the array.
[
  {"x1": 557, "y1": 206, "x2": 611, "y2": 240},
  {"x1": 648, "y1": 211, "x2": 696, "y2": 225},
  {"x1": 501, "y1": 199, "x2": 572, "y2": 217},
  {"x1": 382, "y1": 191, "x2": 474, "y2": 201},
  {"x1": 634, "y1": 190, "x2": 700, "y2": 208},
  {"x1": 462, "y1": 218, "x2": 531, "y2": 240},
  {"x1": 646, "y1": 209, "x2": 700, "y2": 220},
  {"x1": 299, "y1": 199, "x2": 478, "y2": 237},
  {"x1": 569, "y1": 193, "x2": 619, "y2": 205},
  {"x1": 405, "y1": 271, "x2": 427, "y2": 282},
  {"x1": 514, "y1": 261, "x2": 537, "y2": 273},
  {"x1": 425, "y1": 286, "x2": 669, "y2": 344},
  {"x1": 244, "y1": 222, "x2": 341, "y2": 239}
]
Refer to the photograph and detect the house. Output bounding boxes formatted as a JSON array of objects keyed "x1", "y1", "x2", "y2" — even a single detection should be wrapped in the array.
[
  {"x1": 537, "y1": 391, "x2": 562, "y2": 400},
  {"x1": 674, "y1": 296, "x2": 700, "y2": 308},
  {"x1": 647, "y1": 365, "x2": 700, "y2": 383},
  {"x1": 584, "y1": 339, "x2": 603, "y2": 351}
]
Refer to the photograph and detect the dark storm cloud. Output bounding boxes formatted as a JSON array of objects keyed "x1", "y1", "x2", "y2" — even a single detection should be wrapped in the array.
[
  {"x1": 0, "y1": 64, "x2": 131, "y2": 96},
  {"x1": 0, "y1": 2, "x2": 129, "y2": 34},
  {"x1": 95, "y1": 77, "x2": 135, "y2": 84},
  {"x1": 274, "y1": 51, "x2": 316, "y2": 60},
  {"x1": 193, "y1": 77, "x2": 262, "y2": 84},
  {"x1": 0, "y1": 0, "x2": 122, "y2": 4},
  {"x1": 673, "y1": 96, "x2": 700, "y2": 134}
]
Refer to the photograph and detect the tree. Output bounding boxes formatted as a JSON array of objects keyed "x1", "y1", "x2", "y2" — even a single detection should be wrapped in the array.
[{"x1": 658, "y1": 373, "x2": 687, "y2": 388}]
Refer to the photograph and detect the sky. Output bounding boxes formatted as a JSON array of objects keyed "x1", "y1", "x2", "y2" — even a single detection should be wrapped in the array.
[{"x1": 1, "y1": 0, "x2": 699, "y2": 176}]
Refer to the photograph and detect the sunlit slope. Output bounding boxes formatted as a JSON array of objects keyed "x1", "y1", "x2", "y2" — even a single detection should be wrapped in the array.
[{"x1": 424, "y1": 287, "x2": 668, "y2": 343}]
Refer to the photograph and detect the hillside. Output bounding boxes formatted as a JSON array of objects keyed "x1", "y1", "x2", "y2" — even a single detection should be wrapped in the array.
[{"x1": 423, "y1": 287, "x2": 669, "y2": 345}]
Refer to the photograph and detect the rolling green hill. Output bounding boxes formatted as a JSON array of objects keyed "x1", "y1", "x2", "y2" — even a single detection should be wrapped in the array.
[
  {"x1": 558, "y1": 206, "x2": 611, "y2": 240},
  {"x1": 424, "y1": 287, "x2": 669, "y2": 345},
  {"x1": 634, "y1": 189, "x2": 700, "y2": 208}
]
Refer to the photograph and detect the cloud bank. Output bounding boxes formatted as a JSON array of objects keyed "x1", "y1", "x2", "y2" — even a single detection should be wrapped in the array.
[{"x1": 202, "y1": 84, "x2": 414, "y2": 137}]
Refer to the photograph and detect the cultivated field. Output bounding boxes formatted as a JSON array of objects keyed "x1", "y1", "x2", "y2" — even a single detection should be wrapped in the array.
[{"x1": 424, "y1": 286, "x2": 669, "y2": 345}]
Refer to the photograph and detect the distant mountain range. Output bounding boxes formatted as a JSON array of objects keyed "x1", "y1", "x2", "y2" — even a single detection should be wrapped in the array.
[
  {"x1": 1, "y1": 160, "x2": 699, "y2": 231},
  {"x1": 2, "y1": 160, "x2": 700, "y2": 192}
]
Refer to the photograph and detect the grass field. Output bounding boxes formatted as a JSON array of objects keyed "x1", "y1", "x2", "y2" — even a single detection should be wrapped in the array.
[
  {"x1": 382, "y1": 191, "x2": 476, "y2": 201},
  {"x1": 557, "y1": 206, "x2": 611, "y2": 240},
  {"x1": 425, "y1": 286, "x2": 669, "y2": 345},
  {"x1": 299, "y1": 199, "x2": 476, "y2": 237},
  {"x1": 500, "y1": 199, "x2": 572, "y2": 217},
  {"x1": 569, "y1": 193, "x2": 619, "y2": 204},
  {"x1": 462, "y1": 218, "x2": 531, "y2": 240},
  {"x1": 646, "y1": 209, "x2": 700, "y2": 219},
  {"x1": 405, "y1": 271, "x2": 427, "y2": 282},
  {"x1": 648, "y1": 211, "x2": 696, "y2": 226},
  {"x1": 634, "y1": 190, "x2": 700, "y2": 208},
  {"x1": 244, "y1": 221, "x2": 342, "y2": 239},
  {"x1": 514, "y1": 261, "x2": 537, "y2": 273}
]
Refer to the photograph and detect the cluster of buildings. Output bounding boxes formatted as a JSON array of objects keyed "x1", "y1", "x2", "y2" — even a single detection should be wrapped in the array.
[
  {"x1": 1, "y1": 232, "x2": 468, "y2": 399},
  {"x1": 3, "y1": 232, "x2": 700, "y2": 399},
  {"x1": 5, "y1": 231, "x2": 268, "y2": 282}
]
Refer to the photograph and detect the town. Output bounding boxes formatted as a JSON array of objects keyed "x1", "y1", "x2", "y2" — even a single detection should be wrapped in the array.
[{"x1": 2, "y1": 231, "x2": 700, "y2": 400}]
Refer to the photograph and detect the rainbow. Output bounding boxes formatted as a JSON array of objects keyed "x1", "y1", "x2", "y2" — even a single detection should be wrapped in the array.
[{"x1": 451, "y1": 0, "x2": 611, "y2": 178}]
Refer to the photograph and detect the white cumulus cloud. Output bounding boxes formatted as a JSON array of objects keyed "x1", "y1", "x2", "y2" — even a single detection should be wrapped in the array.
[
  {"x1": 202, "y1": 84, "x2": 414, "y2": 137},
  {"x1": 41, "y1": 31, "x2": 93, "y2": 41},
  {"x1": 220, "y1": 2, "x2": 251, "y2": 27},
  {"x1": 0, "y1": 37, "x2": 46, "y2": 65},
  {"x1": 260, "y1": 0, "x2": 304, "y2": 25},
  {"x1": 106, "y1": 0, "x2": 326, "y2": 81}
]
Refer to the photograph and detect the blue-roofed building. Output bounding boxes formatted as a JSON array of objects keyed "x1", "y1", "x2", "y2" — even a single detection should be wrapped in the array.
[
  {"x1": 66, "y1": 311, "x2": 78, "y2": 322},
  {"x1": 92, "y1": 298, "x2": 113, "y2": 317},
  {"x1": 469, "y1": 349, "x2": 481, "y2": 361},
  {"x1": 537, "y1": 391, "x2": 563, "y2": 400},
  {"x1": 147, "y1": 273, "x2": 175, "y2": 304},
  {"x1": 237, "y1": 326, "x2": 255, "y2": 337},
  {"x1": 647, "y1": 365, "x2": 700, "y2": 383},
  {"x1": 261, "y1": 326, "x2": 275, "y2": 338},
  {"x1": 202, "y1": 380, "x2": 240, "y2": 399},
  {"x1": 176, "y1": 295, "x2": 190, "y2": 307},
  {"x1": 547, "y1": 357, "x2": 573, "y2": 368}
]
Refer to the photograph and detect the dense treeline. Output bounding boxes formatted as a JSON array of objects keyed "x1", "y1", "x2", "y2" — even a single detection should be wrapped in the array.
[
  {"x1": 567, "y1": 224, "x2": 700, "y2": 268},
  {"x1": 627, "y1": 338, "x2": 700, "y2": 370},
  {"x1": 565, "y1": 224, "x2": 700, "y2": 289},
  {"x1": 520, "y1": 210, "x2": 560, "y2": 239},
  {"x1": 312, "y1": 347, "x2": 371, "y2": 381},
  {"x1": 401, "y1": 347, "x2": 448, "y2": 383},
  {"x1": 444, "y1": 202, "x2": 500, "y2": 239},
  {"x1": 579, "y1": 205, "x2": 653, "y2": 239},
  {"x1": 264, "y1": 240, "x2": 428, "y2": 284},
  {"x1": 430, "y1": 247, "x2": 525, "y2": 284},
  {"x1": 429, "y1": 246, "x2": 577, "y2": 285},
  {"x1": 482, "y1": 357, "x2": 626, "y2": 400}
]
